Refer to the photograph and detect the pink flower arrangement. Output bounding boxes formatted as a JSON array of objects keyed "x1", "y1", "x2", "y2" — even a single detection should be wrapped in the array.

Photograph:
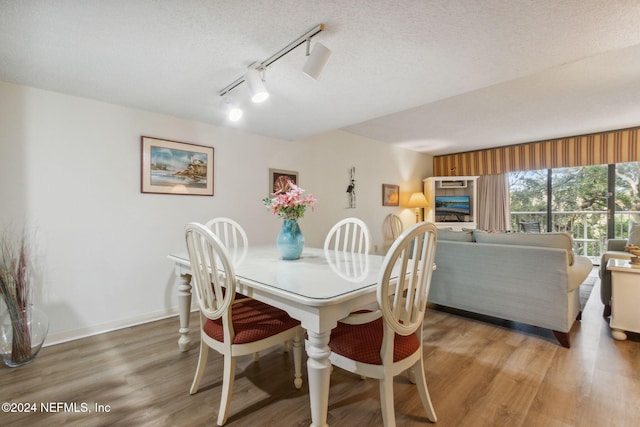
[{"x1": 263, "y1": 178, "x2": 317, "y2": 220}]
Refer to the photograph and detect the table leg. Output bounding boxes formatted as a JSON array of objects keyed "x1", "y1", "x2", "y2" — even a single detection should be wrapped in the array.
[
  {"x1": 176, "y1": 273, "x2": 192, "y2": 352},
  {"x1": 611, "y1": 329, "x2": 628, "y2": 341},
  {"x1": 305, "y1": 330, "x2": 332, "y2": 427}
]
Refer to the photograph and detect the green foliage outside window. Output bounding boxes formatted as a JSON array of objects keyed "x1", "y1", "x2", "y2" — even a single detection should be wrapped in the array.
[{"x1": 509, "y1": 162, "x2": 640, "y2": 257}]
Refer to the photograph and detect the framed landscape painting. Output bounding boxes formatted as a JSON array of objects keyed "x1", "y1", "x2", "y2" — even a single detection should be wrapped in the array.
[{"x1": 141, "y1": 136, "x2": 214, "y2": 196}]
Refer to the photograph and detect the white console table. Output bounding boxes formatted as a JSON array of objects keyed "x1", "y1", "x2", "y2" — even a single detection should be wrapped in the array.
[{"x1": 607, "y1": 258, "x2": 640, "y2": 340}]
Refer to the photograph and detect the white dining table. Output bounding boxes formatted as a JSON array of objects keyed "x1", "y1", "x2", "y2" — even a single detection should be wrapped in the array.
[{"x1": 168, "y1": 245, "x2": 387, "y2": 427}]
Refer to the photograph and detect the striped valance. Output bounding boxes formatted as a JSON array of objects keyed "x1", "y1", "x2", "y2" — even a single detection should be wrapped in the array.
[{"x1": 433, "y1": 126, "x2": 640, "y2": 176}]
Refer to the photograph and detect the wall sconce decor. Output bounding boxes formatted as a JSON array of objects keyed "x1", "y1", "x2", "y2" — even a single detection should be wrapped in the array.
[{"x1": 346, "y1": 167, "x2": 356, "y2": 208}]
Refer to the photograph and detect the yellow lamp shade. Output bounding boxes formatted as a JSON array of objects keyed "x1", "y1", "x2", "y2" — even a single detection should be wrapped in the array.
[
  {"x1": 406, "y1": 192, "x2": 429, "y2": 223},
  {"x1": 406, "y1": 192, "x2": 429, "y2": 208}
]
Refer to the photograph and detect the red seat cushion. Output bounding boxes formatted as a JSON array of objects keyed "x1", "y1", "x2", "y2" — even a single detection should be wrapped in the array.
[
  {"x1": 203, "y1": 299, "x2": 300, "y2": 344},
  {"x1": 329, "y1": 318, "x2": 420, "y2": 365}
]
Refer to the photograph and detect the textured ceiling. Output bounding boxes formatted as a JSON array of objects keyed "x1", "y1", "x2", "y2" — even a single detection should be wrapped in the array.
[{"x1": 2, "y1": 0, "x2": 640, "y2": 155}]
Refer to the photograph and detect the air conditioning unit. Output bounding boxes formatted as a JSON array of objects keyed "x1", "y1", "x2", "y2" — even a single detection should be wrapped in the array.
[{"x1": 437, "y1": 180, "x2": 467, "y2": 189}]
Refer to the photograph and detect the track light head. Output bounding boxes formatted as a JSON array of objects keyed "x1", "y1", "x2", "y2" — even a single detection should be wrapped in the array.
[
  {"x1": 223, "y1": 97, "x2": 243, "y2": 122},
  {"x1": 303, "y1": 41, "x2": 332, "y2": 80},
  {"x1": 245, "y1": 68, "x2": 269, "y2": 103},
  {"x1": 228, "y1": 106, "x2": 243, "y2": 122}
]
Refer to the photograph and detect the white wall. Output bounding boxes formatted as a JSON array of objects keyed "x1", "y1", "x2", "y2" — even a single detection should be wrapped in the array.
[
  {"x1": 0, "y1": 81, "x2": 432, "y2": 344},
  {"x1": 299, "y1": 130, "x2": 433, "y2": 252}
]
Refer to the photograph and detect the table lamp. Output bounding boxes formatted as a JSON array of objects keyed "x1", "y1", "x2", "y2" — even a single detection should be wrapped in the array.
[{"x1": 406, "y1": 192, "x2": 429, "y2": 223}]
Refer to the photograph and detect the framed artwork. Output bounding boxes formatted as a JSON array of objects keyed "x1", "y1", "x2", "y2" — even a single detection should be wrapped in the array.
[
  {"x1": 269, "y1": 168, "x2": 298, "y2": 195},
  {"x1": 141, "y1": 136, "x2": 214, "y2": 196},
  {"x1": 382, "y1": 184, "x2": 400, "y2": 206}
]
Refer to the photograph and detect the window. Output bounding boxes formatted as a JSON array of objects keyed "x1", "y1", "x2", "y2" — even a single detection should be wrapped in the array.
[
  {"x1": 551, "y1": 165, "x2": 607, "y2": 259},
  {"x1": 614, "y1": 162, "x2": 640, "y2": 238},
  {"x1": 509, "y1": 163, "x2": 640, "y2": 261},
  {"x1": 509, "y1": 169, "x2": 548, "y2": 231}
]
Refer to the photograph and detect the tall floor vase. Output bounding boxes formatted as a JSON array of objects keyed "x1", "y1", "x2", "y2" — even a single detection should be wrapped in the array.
[
  {"x1": 277, "y1": 219, "x2": 304, "y2": 260},
  {"x1": 0, "y1": 306, "x2": 49, "y2": 367}
]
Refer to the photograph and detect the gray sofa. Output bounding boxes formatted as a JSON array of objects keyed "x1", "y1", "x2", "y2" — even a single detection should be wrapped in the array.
[
  {"x1": 599, "y1": 239, "x2": 632, "y2": 317},
  {"x1": 429, "y1": 229, "x2": 593, "y2": 347}
]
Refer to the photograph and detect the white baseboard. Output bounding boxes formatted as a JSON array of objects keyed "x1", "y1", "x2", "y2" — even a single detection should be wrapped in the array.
[{"x1": 44, "y1": 307, "x2": 197, "y2": 347}]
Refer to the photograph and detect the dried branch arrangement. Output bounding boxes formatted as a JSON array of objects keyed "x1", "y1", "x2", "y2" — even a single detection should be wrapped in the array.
[{"x1": 0, "y1": 232, "x2": 33, "y2": 365}]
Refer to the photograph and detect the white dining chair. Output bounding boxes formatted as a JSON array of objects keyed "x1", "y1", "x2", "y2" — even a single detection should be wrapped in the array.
[
  {"x1": 324, "y1": 217, "x2": 371, "y2": 254},
  {"x1": 324, "y1": 217, "x2": 372, "y2": 285},
  {"x1": 205, "y1": 217, "x2": 249, "y2": 267},
  {"x1": 383, "y1": 213, "x2": 403, "y2": 253},
  {"x1": 185, "y1": 222, "x2": 303, "y2": 426},
  {"x1": 205, "y1": 217, "x2": 292, "y2": 357},
  {"x1": 328, "y1": 222, "x2": 438, "y2": 426},
  {"x1": 324, "y1": 218, "x2": 373, "y2": 320}
]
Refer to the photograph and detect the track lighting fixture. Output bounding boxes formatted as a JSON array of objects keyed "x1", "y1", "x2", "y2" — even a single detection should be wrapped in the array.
[
  {"x1": 227, "y1": 105, "x2": 243, "y2": 122},
  {"x1": 245, "y1": 67, "x2": 269, "y2": 103},
  {"x1": 303, "y1": 41, "x2": 332, "y2": 80},
  {"x1": 218, "y1": 23, "x2": 330, "y2": 117},
  {"x1": 223, "y1": 97, "x2": 243, "y2": 122}
]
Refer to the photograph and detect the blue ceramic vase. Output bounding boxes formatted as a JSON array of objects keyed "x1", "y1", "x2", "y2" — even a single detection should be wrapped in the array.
[{"x1": 277, "y1": 219, "x2": 304, "y2": 260}]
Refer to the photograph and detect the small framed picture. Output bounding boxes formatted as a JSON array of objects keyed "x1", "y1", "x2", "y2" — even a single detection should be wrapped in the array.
[
  {"x1": 269, "y1": 168, "x2": 298, "y2": 195},
  {"x1": 382, "y1": 184, "x2": 400, "y2": 206},
  {"x1": 141, "y1": 136, "x2": 214, "y2": 196}
]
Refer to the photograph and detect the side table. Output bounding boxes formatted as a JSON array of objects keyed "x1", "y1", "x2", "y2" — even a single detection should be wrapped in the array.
[{"x1": 607, "y1": 258, "x2": 640, "y2": 340}]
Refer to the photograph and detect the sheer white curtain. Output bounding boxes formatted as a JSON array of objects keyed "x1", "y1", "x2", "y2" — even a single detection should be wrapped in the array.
[{"x1": 477, "y1": 174, "x2": 511, "y2": 231}]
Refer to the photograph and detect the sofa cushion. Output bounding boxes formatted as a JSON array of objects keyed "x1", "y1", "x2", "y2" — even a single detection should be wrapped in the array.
[
  {"x1": 438, "y1": 228, "x2": 474, "y2": 242},
  {"x1": 473, "y1": 230, "x2": 575, "y2": 265}
]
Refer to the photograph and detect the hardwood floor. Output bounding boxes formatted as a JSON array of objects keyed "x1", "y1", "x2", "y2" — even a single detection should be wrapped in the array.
[{"x1": 1, "y1": 278, "x2": 639, "y2": 427}]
